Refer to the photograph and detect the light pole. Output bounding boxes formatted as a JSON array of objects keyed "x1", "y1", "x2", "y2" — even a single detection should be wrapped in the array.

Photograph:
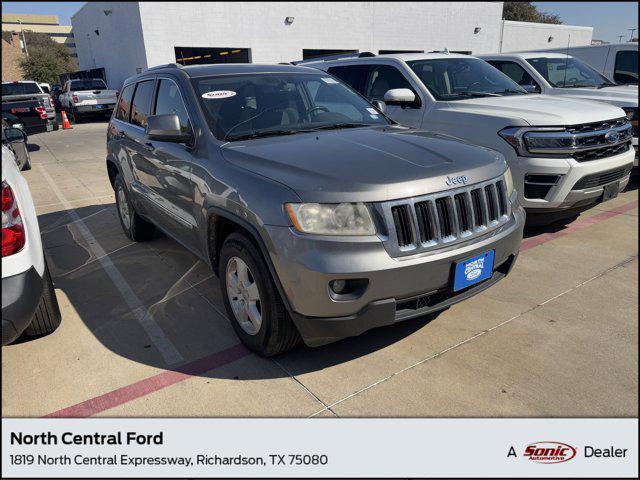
[
  {"x1": 18, "y1": 20, "x2": 29, "y2": 57},
  {"x1": 629, "y1": 28, "x2": 637, "y2": 41},
  {"x1": 617, "y1": 35, "x2": 625, "y2": 43}
]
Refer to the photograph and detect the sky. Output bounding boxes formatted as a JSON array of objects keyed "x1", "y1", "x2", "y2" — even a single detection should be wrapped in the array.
[{"x1": 1, "y1": 1, "x2": 638, "y2": 44}]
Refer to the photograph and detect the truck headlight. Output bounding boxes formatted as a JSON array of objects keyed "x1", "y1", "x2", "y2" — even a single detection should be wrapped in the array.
[
  {"x1": 286, "y1": 203, "x2": 376, "y2": 235},
  {"x1": 504, "y1": 168, "x2": 514, "y2": 196}
]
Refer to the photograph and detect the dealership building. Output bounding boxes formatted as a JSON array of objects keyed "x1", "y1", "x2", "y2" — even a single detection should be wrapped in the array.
[{"x1": 71, "y1": 2, "x2": 593, "y2": 89}]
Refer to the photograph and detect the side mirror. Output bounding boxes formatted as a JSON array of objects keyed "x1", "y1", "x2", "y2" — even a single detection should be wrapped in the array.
[
  {"x1": 145, "y1": 114, "x2": 191, "y2": 143},
  {"x1": 522, "y1": 84, "x2": 541, "y2": 94},
  {"x1": 4, "y1": 127, "x2": 27, "y2": 143},
  {"x1": 370, "y1": 99, "x2": 387, "y2": 115},
  {"x1": 383, "y1": 88, "x2": 419, "y2": 107}
]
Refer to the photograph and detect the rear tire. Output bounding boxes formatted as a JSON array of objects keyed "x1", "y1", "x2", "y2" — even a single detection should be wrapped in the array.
[
  {"x1": 52, "y1": 119, "x2": 59, "y2": 131},
  {"x1": 114, "y1": 174, "x2": 155, "y2": 241},
  {"x1": 24, "y1": 261, "x2": 62, "y2": 337},
  {"x1": 219, "y1": 232, "x2": 300, "y2": 356}
]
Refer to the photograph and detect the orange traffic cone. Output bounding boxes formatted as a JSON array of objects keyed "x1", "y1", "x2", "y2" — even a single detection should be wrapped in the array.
[{"x1": 61, "y1": 110, "x2": 72, "y2": 129}]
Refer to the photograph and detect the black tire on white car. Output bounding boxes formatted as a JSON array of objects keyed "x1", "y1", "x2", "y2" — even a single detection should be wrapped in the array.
[
  {"x1": 114, "y1": 174, "x2": 155, "y2": 241},
  {"x1": 219, "y1": 232, "x2": 300, "y2": 356},
  {"x1": 24, "y1": 261, "x2": 62, "y2": 337}
]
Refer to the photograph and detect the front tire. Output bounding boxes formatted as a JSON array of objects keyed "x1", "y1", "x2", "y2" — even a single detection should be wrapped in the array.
[
  {"x1": 24, "y1": 261, "x2": 61, "y2": 337},
  {"x1": 219, "y1": 232, "x2": 300, "y2": 356},
  {"x1": 114, "y1": 174, "x2": 155, "y2": 241}
]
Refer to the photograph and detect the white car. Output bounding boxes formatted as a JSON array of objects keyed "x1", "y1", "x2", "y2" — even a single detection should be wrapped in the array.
[
  {"x1": 59, "y1": 78, "x2": 118, "y2": 122},
  {"x1": 2, "y1": 145, "x2": 61, "y2": 345},
  {"x1": 479, "y1": 52, "x2": 638, "y2": 164},
  {"x1": 305, "y1": 52, "x2": 636, "y2": 224}
]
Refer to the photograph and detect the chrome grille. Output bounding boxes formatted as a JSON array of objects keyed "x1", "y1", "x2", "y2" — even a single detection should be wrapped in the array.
[
  {"x1": 519, "y1": 117, "x2": 633, "y2": 162},
  {"x1": 381, "y1": 177, "x2": 511, "y2": 258}
]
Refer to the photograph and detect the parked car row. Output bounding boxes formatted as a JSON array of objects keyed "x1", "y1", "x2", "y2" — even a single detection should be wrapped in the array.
[{"x1": 1, "y1": 44, "x2": 636, "y2": 354}]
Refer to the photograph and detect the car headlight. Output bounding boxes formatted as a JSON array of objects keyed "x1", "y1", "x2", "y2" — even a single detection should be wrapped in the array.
[
  {"x1": 504, "y1": 168, "x2": 514, "y2": 196},
  {"x1": 286, "y1": 202, "x2": 376, "y2": 235}
]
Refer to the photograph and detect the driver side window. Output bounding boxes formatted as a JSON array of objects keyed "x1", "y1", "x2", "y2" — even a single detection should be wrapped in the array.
[{"x1": 364, "y1": 65, "x2": 413, "y2": 101}]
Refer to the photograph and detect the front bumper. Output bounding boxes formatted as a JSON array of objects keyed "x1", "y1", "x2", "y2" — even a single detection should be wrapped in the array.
[
  {"x1": 266, "y1": 204, "x2": 525, "y2": 347},
  {"x1": 510, "y1": 146, "x2": 635, "y2": 211},
  {"x1": 1, "y1": 267, "x2": 44, "y2": 345}
]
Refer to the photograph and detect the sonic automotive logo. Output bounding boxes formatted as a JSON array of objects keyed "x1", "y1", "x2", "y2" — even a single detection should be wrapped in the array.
[{"x1": 523, "y1": 441, "x2": 577, "y2": 464}]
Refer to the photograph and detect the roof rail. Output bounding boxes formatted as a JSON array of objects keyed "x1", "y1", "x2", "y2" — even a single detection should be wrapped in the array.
[
  {"x1": 145, "y1": 63, "x2": 183, "y2": 72},
  {"x1": 292, "y1": 51, "x2": 376, "y2": 65},
  {"x1": 428, "y1": 47, "x2": 450, "y2": 55}
]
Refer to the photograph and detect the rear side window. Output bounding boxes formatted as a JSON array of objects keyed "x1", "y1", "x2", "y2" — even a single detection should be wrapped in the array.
[
  {"x1": 153, "y1": 79, "x2": 190, "y2": 132},
  {"x1": 364, "y1": 65, "x2": 414, "y2": 101},
  {"x1": 614, "y1": 50, "x2": 638, "y2": 84},
  {"x1": 130, "y1": 80, "x2": 155, "y2": 128},
  {"x1": 487, "y1": 60, "x2": 540, "y2": 89},
  {"x1": 115, "y1": 84, "x2": 135, "y2": 122},
  {"x1": 327, "y1": 65, "x2": 370, "y2": 94}
]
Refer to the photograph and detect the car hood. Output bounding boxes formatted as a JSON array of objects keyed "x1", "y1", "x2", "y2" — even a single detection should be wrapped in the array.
[
  {"x1": 443, "y1": 94, "x2": 626, "y2": 126},
  {"x1": 549, "y1": 85, "x2": 638, "y2": 108},
  {"x1": 220, "y1": 126, "x2": 507, "y2": 203}
]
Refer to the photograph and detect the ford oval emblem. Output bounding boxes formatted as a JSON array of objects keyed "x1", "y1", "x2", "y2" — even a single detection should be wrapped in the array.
[{"x1": 604, "y1": 131, "x2": 620, "y2": 144}]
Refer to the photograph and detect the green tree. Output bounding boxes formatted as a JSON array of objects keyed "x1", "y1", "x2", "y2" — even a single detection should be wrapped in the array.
[
  {"x1": 18, "y1": 32, "x2": 77, "y2": 84},
  {"x1": 503, "y1": 2, "x2": 563, "y2": 24}
]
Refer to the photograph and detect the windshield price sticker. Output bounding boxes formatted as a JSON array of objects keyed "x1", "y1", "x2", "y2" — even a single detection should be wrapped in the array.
[{"x1": 201, "y1": 90, "x2": 236, "y2": 99}]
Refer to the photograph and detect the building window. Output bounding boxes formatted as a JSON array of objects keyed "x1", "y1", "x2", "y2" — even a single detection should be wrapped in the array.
[
  {"x1": 302, "y1": 49, "x2": 358, "y2": 60},
  {"x1": 174, "y1": 46, "x2": 250, "y2": 65},
  {"x1": 378, "y1": 50, "x2": 424, "y2": 54}
]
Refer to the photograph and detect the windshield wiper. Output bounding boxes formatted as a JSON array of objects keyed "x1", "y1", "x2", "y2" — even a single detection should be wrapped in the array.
[
  {"x1": 561, "y1": 83, "x2": 597, "y2": 88},
  {"x1": 596, "y1": 82, "x2": 619, "y2": 89},
  {"x1": 225, "y1": 129, "x2": 303, "y2": 141},
  {"x1": 301, "y1": 122, "x2": 371, "y2": 131},
  {"x1": 497, "y1": 88, "x2": 526, "y2": 95},
  {"x1": 447, "y1": 91, "x2": 502, "y2": 98}
]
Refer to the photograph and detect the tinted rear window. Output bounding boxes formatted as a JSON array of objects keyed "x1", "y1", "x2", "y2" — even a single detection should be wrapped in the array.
[
  {"x1": 614, "y1": 50, "x2": 638, "y2": 84},
  {"x1": 130, "y1": 80, "x2": 155, "y2": 128},
  {"x1": 70, "y1": 79, "x2": 107, "y2": 91},
  {"x1": 2, "y1": 82, "x2": 42, "y2": 95},
  {"x1": 115, "y1": 84, "x2": 135, "y2": 122}
]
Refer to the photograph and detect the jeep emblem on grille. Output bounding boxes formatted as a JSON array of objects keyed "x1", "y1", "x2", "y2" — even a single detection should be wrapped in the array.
[
  {"x1": 604, "y1": 131, "x2": 620, "y2": 144},
  {"x1": 446, "y1": 175, "x2": 468, "y2": 187}
]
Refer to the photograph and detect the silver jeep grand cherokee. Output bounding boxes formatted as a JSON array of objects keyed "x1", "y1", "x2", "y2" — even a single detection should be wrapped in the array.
[{"x1": 106, "y1": 63, "x2": 524, "y2": 356}]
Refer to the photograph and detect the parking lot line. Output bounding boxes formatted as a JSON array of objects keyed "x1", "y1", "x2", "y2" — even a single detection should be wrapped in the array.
[
  {"x1": 37, "y1": 165, "x2": 185, "y2": 366},
  {"x1": 44, "y1": 344, "x2": 249, "y2": 418},
  {"x1": 39, "y1": 197, "x2": 638, "y2": 418},
  {"x1": 520, "y1": 199, "x2": 638, "y2": 252}
]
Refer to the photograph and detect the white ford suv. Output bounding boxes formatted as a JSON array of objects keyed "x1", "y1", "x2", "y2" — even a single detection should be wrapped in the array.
[
  {"x1": 2, "y1": 145, "x2": 61, "y2": 345},
  {"x1": 479, "y1": 52, "x2": 638, "y2": 164},
  {"x1": 306, "y1": 52, "x2": 636, "y2": 224}
]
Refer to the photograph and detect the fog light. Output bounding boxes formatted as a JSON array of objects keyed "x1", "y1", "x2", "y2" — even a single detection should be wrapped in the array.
[{"x1": 330, "y1": 279, "x2": 347, "y2": 294}]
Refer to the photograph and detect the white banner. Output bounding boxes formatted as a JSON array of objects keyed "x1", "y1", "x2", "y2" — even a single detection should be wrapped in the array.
[{"x1": 2, "y1": 418, "x2": 637, "y2": 478}]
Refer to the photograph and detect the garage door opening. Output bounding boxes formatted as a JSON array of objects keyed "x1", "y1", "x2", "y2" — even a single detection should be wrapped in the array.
[
  {"x1": 174, "y1": 47, "x2": 251, "y2": 65},
  {"x1": 302, "y1": 49, "x2": 358, "y2": 60}
]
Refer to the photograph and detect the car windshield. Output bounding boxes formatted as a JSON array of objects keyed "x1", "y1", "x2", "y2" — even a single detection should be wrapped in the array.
[
  {"x1": 526, "y1": 56, "x2": 615, "y2": 88},
  {"x1": 192, "y1": 73, "x2": 390, "y2": 141},
  {"x1": 2, "y1": 82, "x2": 42, "y2": 96},
  {"x1": 407, "y1": 58, "x2": 527, "y2": 100},
  {"x1": 71, "y1": 79, "x2": 107, "y2": 90}
]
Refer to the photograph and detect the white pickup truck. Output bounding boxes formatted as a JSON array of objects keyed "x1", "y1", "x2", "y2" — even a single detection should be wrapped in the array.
[
  {"x1": 479, "y1": 52, "x2": 638, "y2": 164},
  {"x1": 58, "y1": 78, "x2": 118, "y2": 122},
  {"x1": 305, "y1": 52, "x2": 636, "y2": 224}
]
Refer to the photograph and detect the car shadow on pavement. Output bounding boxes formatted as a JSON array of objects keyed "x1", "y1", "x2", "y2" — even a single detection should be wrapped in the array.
[
  {"x1": 27, "y1": 143, "x2": 40, "y2": 152},
  {"x1": 33, "y1": 203, "x2": 440, "y2": 380}
]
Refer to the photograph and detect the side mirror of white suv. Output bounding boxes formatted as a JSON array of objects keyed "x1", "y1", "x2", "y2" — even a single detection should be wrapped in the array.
[{"x1": 384, "y1": 88, "x2": 417, "y2": 107}]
